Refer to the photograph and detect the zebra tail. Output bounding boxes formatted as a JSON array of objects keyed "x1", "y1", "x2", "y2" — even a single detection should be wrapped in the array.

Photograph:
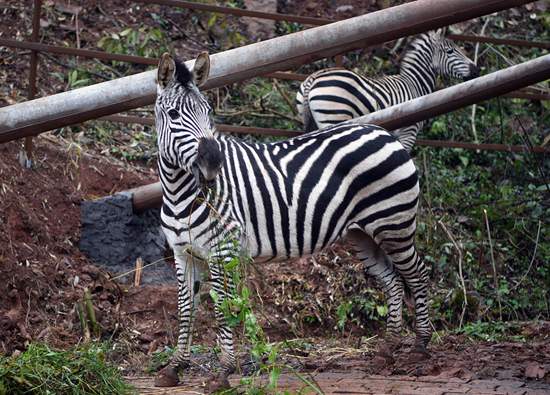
[
  {"x1": 298, "y1": 68, "x2": 347, "y2": 133},
  {"x1": 299, "y1": 74, "x2": 319, "y2": 133}
]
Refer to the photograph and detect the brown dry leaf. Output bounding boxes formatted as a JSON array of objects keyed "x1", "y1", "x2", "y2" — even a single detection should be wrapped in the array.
[{"x1": 524, "y1": 362, "x2": 546, "y2": 379}]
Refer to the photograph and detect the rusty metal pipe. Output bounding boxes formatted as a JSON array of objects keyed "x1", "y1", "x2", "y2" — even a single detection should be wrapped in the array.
[
  {"x1": 99, "y1": 115, "x2": 548, "y2": 152},
  {"x1": 448, "y1": 33, "x2": 550, "y2": 50},
  {"x1": 0, "y1": 0, "x2": 533, "y2": 142},
  {"x1": 0, "y1": 38, "x2": 159, "y2": 65},
  {"x1": 22, "y1": 0, "x2": 43, "y2": 165},
  {"x1": 133, "y1": 0, "x2": 333, "y2": 26}
]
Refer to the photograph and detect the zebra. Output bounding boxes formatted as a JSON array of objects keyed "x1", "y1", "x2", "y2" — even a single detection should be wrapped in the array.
[
  {"x1": 296, "y1": 29, "x2": 479, "y2": 152},
  {"x1": 153, "y1": 52, "x2": 431, "y2": 388}
]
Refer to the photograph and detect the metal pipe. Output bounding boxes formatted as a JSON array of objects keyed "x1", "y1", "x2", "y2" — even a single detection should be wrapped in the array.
[
  {"x1": 124, "y1": 53, "x2": 549, "y2": 212},
  {"x1": 3, "y1": 39, "x2": 546, "y2": 101},
  {"x1": 0, "y1": 0, "x2": 533, "y2": 142},
  {"x1": 99, "y1": 114, "x2": 548, "y2": 152},
  {"x1": 0, "y1": 38, "x2": 159, "y2": 65},
  {"x1": 346, "y1": 54, "x2": 550, "y2": 131},
  {"x1": 448, "y1": 33, "x2": 550, "y2": 50}
]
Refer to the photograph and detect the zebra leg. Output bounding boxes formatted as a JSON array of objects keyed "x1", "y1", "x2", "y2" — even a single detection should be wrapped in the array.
[
  {"x1": 382, "y1": 239, "x2": 432, "y2": 357},
  {"x1": 346, "y1": 230, "x2": 405, "y2": 358},
  {"x1": 155, "y1": 252, "x2": 200, "y2": 387},
  {"x1": 207, "y1": 254, "x2": 237, "y2": 391}
]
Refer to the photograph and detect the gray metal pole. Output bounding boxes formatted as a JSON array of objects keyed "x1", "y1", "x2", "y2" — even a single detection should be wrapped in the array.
[
  {"x1": 128, "y1": 53, "x2": 550, "y2": 212},
  {"x1": 0, "y1": 0, "x2": 532, "y2": 142},
  {"x1": 346, "y1": 54, "x2": 550, "y2": 131}
]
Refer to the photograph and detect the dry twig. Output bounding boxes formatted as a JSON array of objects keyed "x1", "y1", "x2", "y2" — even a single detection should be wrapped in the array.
[
  {"x1": 483, "y1": 209, "x2": 502, "y2": 321},
  {"x1": 438, "y1": 220, "x2": 468, "y2": 328}
]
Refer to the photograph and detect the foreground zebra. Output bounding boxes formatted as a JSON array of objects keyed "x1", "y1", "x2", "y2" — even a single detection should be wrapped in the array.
[
  {"x1": 154, "y1": 53, "x2": 431, "y2": 388},
  {"x1": 296, "y1": 29, "x2": 479, "y2": 151}
]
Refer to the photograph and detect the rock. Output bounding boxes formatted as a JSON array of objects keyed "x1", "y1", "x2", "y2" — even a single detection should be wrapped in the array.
[
  {"x1": 336, "y1": 5, "x2": 354, "y2": 14},
  {"x1": 243, "y1": 0, "x2": 276, "y2": 41},
  {"x1": 525, "y1": 362, "x2": 546, "y2": 379},
  {"x1": 79, "y1": 193, "x2": 173, "y2": 284}
]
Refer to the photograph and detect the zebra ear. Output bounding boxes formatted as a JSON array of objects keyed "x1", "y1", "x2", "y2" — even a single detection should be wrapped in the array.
[
  {"x1": 430, "y1": 28, "x2": 447, "y2": 40},
  {"x1": 158, "y1": 53, "x2": 176, "y2": 89},
  {"x1": 193, "y1": 51, "x2": 210, "y2": 88}
]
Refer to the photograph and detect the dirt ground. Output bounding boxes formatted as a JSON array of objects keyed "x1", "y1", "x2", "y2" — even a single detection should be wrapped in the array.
[
  {"x1": 0, "y1": 130, "x2": 548, "y2": 391},
  {"x1": 1, "y1": 0, "x2": 549, "y2": 392}
]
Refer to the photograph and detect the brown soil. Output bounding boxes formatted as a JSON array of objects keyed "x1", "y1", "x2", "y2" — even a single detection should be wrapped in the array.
[{"x1": 0, "y1": 137, "x2": 162, "y2": 354}]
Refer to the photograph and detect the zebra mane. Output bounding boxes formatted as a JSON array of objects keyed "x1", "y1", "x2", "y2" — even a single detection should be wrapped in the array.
[{"x1": 174, "y1": 59, "x2": 194, "y2": 86}]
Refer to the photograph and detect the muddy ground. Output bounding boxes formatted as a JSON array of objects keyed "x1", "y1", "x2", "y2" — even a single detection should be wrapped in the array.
[{"x1": 0, "y1": 110, "x2": 548, "y2": 388}]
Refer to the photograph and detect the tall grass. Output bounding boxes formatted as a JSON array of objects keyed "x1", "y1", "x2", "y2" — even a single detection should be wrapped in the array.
[{"x1": 0, "y1": 343, "x2": 134, "y2": 395}]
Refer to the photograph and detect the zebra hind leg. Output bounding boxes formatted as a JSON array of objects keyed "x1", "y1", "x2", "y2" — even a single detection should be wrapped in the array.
[
  {"x1": 346, "y1": 230, "x2": 405, "y2": 362},
  {"x1": 381, "y1": 237, "x2": 432, "y2": 360},
  {"x1": 155, "y1": 253, "x2": 201, "y2": 387}
]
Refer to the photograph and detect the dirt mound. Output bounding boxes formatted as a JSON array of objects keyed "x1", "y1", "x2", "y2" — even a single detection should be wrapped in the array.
[{"x1": 0, "y1": 137, "x2": 162, "y2": 354}]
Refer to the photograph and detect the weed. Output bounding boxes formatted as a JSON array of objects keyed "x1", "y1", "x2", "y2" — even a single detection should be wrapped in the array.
[
  {"x1": 0, "y1": 343, "x2": 134, "y2": 395},
  {"x1": 98, "y1": 27, "x2": 171, "y2": 63},
  {"x1": 146, "y1": 346, "x2": 175, "y2": 374},
  {"x1": 455, "y1": 321, "x2": 525, "y2": 342}
]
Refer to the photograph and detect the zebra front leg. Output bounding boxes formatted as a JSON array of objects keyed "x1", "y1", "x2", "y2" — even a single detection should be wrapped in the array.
[
  {"x1": 207, "y1": 255, "x2": 237, "y2": 392},
  {"x1": 155, "y1": 252, "x2": 200, "y2": 387}
]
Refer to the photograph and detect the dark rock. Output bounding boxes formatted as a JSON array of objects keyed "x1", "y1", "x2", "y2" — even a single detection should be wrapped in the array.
[{"x1": 79, "y1": 193, "x2": 173, "y2": 284}]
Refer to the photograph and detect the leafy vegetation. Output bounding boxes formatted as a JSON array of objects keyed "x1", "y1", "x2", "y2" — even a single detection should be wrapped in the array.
[
  {"x1": 0, "y1": 343, "x2": 133, "y2": 395},
  {"x1": 98, "y1": 27, "x2": 171, "y2": 64},
  {"x1": 454, "y1": 321, "x2": 527, "y2": 342}
]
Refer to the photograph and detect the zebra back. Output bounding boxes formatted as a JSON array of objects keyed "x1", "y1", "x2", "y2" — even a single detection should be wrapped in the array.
[{"x1": 297, "y1": 30, "x2": 478, "y2": 150}]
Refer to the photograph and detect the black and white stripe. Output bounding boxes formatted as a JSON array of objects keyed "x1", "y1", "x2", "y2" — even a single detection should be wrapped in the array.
[
  {"x1": 296, "y1": 29, "x2": 478, "y2": 152},
  {"x1": 155, "y1": 55, "x2": 431, "y2": 382}
]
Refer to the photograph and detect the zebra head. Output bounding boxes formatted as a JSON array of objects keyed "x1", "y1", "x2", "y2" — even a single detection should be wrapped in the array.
[
  {"x1": 429, "y1": 28, "x2": 479, "y2": 81},
  {"x1": 155, "y1": 52, "x2": 223, "y2": 184}
]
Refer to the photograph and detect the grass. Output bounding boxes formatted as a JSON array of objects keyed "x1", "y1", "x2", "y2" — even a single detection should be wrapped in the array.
[{"x1": 0, "y1": 343, "x2": 134, "y2": 395}]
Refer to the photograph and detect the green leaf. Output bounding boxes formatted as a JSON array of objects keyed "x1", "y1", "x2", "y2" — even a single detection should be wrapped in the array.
[
  {"x1": 268, "y1": 367, "x2": 281, "y2": 389},
  {"x1": 209, "y1": 289, "x2": 219, "y2": 303},
  {"x1": 119, "y1": 28, "x2": 133, "y2": 37},
  {"x1": 376, "y1": 304, "x2": 388, "y2": 317}
]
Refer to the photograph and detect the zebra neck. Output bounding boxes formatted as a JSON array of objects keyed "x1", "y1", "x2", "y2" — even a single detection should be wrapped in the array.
[
  {"x1": 158, "y1": 159, "x2": 202, "y2": 213},
  {"x1": 399, "y1": 37, "x2": 437, "y2": 96}
]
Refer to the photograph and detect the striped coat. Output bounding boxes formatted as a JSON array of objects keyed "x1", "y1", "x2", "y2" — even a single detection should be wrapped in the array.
[
  {"x1": 153, "y1": 53, "x2": 431, "y2": 387},
  {"x1": 296, "y1": 29, "x2": 478, "y2": 151}
]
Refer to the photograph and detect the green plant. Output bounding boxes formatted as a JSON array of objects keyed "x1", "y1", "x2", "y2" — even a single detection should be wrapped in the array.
[
  {"x1": 98, "y1": 27, "x2": 171, "y2": 63},
  {"x1": 0, "y1": 343, "x2": 134, "y2": 395},
  {"x1": 455, "y1": 321, "x2": 525, "y2": 342},
  {"x1": 67, "y1": 69, "x2": 93, "y2": 89},
  {"x1": 205, "y1": 231, "x2": 322, "y2": 394},
  {"x1": 146, "y1": 346, "x2": 175, "y2": 374}
]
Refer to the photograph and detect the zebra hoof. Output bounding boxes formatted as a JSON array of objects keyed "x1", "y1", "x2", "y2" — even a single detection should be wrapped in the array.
[
  {"x1": 154, "y1": 366, "x2": 180, "y2": 387},
  {"x1": 207, "y1": 373, "x2": 231, "y2": 393},
  {"x1": 407, "y1": 347, "x2": 431, "y2": 363}
]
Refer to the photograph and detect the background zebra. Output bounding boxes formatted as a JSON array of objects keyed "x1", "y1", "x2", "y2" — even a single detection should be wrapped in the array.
[
  {"x1": 154, "y1": 53, "x2": 430, "y2": 389},
  {"x1": 296, "y1": 29, "x2": 479, "y2": 151}
]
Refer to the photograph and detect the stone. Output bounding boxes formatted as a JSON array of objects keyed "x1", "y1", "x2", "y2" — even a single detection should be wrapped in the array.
[{"x1": 79, "y1": 192, "x2": 173, "y2": 284}]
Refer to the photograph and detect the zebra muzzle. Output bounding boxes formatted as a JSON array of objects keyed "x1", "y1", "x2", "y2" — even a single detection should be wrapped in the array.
[{"x1": 192, "y1": 163, "x2": 218, "y2": 187}]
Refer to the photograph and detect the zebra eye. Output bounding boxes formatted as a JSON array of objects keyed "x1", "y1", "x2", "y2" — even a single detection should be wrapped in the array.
[
  {"x1": 446, "y1": 48, "x2": 454, "y2": 55},
  {"x1": 168, "y1": 109, "x2": 179, "y2": 120}
]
